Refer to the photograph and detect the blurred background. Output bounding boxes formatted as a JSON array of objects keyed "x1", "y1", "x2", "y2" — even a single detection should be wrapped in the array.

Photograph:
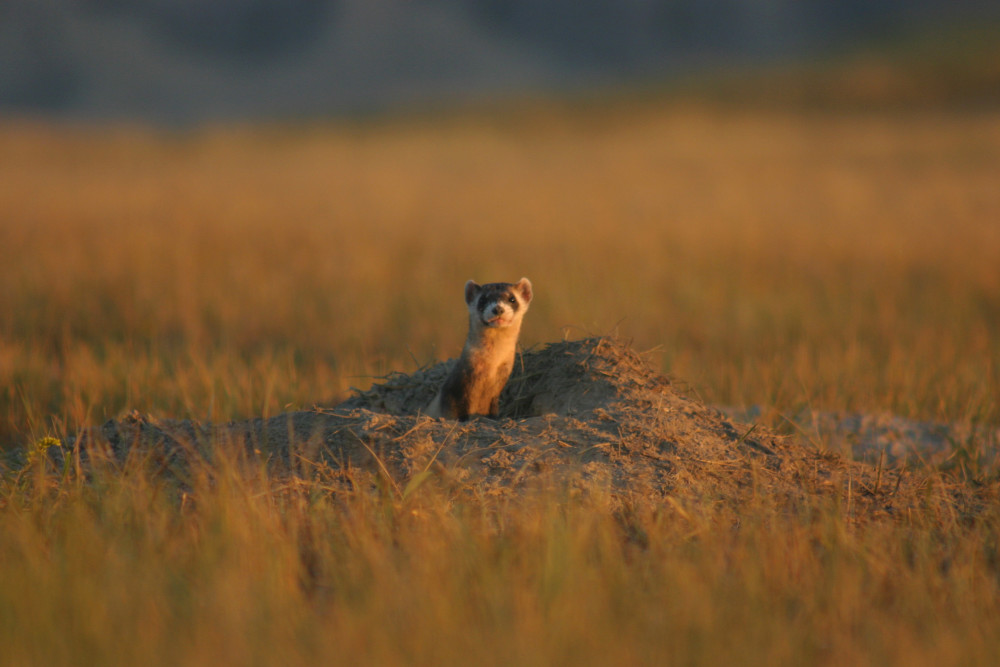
[
  {"x1": 2, "y1": 0, "x2": 999, "y2": 123},
  {"x1": 2, "y1": 0, "x2": 999, "y2": 446}
]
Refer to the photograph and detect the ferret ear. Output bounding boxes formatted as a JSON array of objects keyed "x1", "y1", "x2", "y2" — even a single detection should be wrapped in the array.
[
  {"x1": 464, "y1": 280, "x2": 481, "y2": 305},
  {"x1": 515, "y1": 277, "x2": 533, "y2": 304}
]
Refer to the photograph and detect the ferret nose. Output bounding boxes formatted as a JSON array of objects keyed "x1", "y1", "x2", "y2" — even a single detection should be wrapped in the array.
[{"x1": 491, "y1": 304, "x2": 503, "y2": 316}]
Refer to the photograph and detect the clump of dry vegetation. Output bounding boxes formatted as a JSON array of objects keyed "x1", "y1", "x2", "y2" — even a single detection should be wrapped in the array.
[{"x1": 1, "y1": 99, "x2": 999, "y2": 664}]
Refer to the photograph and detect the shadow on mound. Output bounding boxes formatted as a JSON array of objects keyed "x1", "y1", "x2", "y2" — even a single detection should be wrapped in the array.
[{"x1": 69, "y1": 337, "x2": 931, "y2": 515}]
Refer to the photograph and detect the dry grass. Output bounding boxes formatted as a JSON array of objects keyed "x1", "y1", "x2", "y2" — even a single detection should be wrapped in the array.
[
  {"x1": 1, "y1": 100, "x2": 999, "y2": 664},
  {"x1": 3, "y1": 445, "x2": 999, "y2": 666},
  {"x1": 2, "y1": 105, "x2": 998, "y2": 446}
]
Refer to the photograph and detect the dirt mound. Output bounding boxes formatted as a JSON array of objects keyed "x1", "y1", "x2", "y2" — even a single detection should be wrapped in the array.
[
  {"x1": 76, "y1": 337, "x2": 944, "y2": 516},
  {"x1": 339, "y1": 336, "x2": 655, "y2": 418}
]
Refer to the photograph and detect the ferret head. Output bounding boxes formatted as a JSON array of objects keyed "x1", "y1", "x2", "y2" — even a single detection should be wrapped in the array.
[{"x1": 465, "y1": 277, "x2": 533, "y2": 329}]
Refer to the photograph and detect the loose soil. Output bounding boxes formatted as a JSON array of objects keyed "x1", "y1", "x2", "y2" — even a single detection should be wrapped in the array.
[{"x1": 72, "y1": 337, "x2": 994, "y2": 518}]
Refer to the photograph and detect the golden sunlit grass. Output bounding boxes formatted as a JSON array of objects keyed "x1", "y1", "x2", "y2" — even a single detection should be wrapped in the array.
[
  {"x1": 2, "y1": 105, "x2": 998, "y2": 446},
  {"x1": 3, "y1": 445, "x2": 999, "y2": 666},
  {"x1": 1, "y1": 100, "x2": 999, "y2": 664}
]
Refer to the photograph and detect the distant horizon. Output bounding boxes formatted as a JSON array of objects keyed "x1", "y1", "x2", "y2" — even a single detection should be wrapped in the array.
[{"x1": 3, "y1": 0, "x2": 999, "y2": 124}]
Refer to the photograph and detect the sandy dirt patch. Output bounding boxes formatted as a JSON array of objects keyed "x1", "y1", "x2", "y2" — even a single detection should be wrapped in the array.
[{"x1": 71, "y1": 337, "x2": 992, "y2": 518}]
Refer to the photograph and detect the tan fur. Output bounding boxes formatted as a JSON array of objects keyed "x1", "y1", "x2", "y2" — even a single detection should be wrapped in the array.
[{"x1": 426, "y1": 278, "x2": 532, "y2": 420}]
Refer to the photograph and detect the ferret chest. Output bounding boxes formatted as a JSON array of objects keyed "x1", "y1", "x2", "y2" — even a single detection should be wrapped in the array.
[{"x1": 462, "y1": 356, "x2": 512, "y2": 413}]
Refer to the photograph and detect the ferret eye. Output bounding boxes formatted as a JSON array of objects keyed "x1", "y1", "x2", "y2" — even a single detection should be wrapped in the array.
[{"x1": 508, "y1": 295, "x2": 517, "y2": 304}]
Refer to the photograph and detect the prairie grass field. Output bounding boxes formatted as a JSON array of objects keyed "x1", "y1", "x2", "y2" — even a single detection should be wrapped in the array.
[
  {"x1": 2, "y1": 100, "x2": 1000, "y2": 665},
  {"x1": 2, "y1": 104, "x2": 999, "y2": 444}
]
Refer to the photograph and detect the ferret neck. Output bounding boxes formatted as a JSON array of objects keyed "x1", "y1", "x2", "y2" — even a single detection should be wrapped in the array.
[{"x1": 465, "y1": 320, "x2": 521, "y2": 349}]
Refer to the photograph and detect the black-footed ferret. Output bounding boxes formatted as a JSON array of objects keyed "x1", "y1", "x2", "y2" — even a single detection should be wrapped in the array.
[{"x1": 426, "y1": 277, "x2": 533, "y2": 421}]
